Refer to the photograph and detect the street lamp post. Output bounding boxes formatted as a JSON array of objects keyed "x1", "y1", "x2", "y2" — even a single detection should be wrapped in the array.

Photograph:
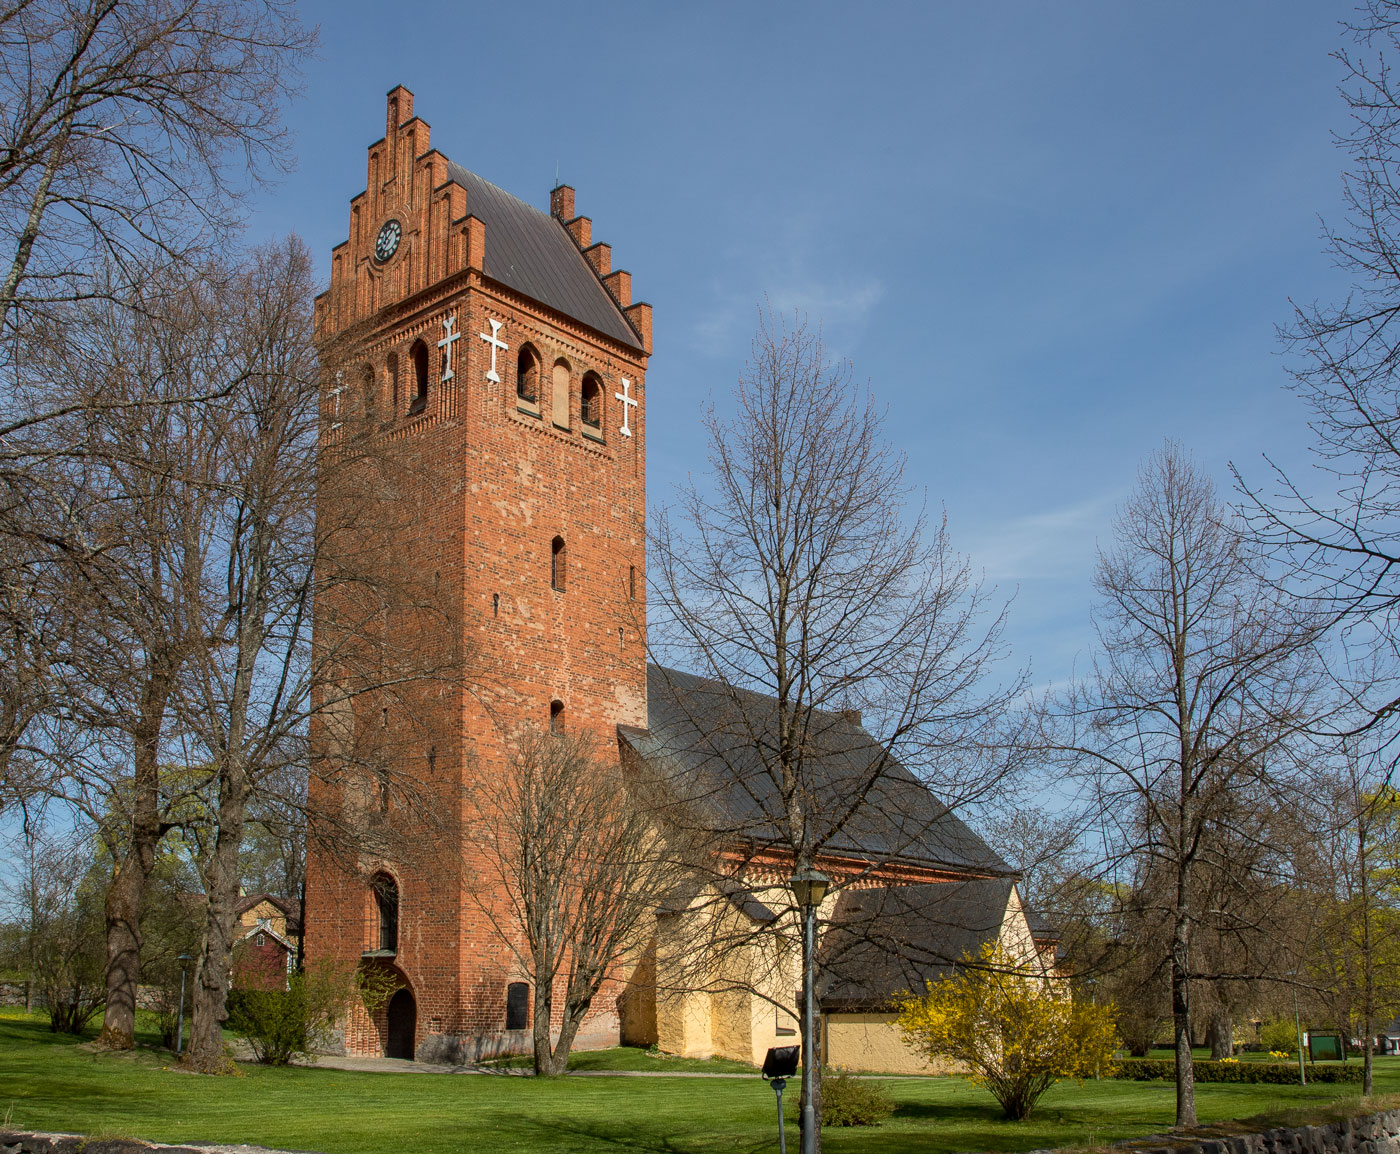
[
  {"x1": 789, "y1": 866, "x2": 831, "y2": 1154},
  {"x1": 176, "y1": 954, "x2": 194, "y2": 1056}
]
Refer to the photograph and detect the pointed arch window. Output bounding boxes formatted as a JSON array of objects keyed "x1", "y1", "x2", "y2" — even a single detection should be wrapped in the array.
[
  {"x1": 581, "y1": 373, "x2": 604, "y2": 440},
  {"x1": 409, "y1": 340, "x2": 429, "y2": 414},
  {"x1": 517, "y1": 345, "x2": 541, "y2": 413},
  {"x1": 371, "y1": 872, "x2": 399, "y2": 954}
]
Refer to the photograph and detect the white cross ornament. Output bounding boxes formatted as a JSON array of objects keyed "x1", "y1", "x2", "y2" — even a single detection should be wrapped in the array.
[
  {"x1": 329, "y1": 370, "x2": 346, "y2": 431},
  {"x1": 479, "y1": 318, "x2": 508, "y2": 384},
  {"x1": 615, "y1": 377, "x2": 638, "y2": 438},
  {"x1": 438, "y1": 313, "x2": 461, "y2": 382}
]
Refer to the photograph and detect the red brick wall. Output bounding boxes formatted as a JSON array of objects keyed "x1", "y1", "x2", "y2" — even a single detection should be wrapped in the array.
[
  {"x1": 233, "y1": 938, "x2": 290, "y2": 992},
  {"x1": 305, "y1": 86, "x2": 649, "y2": 1061}
]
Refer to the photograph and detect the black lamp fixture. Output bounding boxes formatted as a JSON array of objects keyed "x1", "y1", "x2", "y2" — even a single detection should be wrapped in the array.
[{"x1": 789, "y1": 866, "x2": 831, "y2": 909}]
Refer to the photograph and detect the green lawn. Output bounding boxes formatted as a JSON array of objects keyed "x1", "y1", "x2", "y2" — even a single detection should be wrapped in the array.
[{"x1": 2, "y1": 1011, "x2": 1399, "y2": 1154}]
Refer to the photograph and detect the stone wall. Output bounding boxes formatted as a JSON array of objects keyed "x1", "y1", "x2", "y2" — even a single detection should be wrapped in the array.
[
  {"x1": 1118, "y1": 1107, "x2": 1400, "y2": 1154},
  {"x1": 0, "y1": 1132, "x2": 318, "y2": 1154}
]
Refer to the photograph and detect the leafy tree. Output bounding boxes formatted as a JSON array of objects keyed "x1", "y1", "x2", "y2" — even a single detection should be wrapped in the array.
[{"x1": 897, "y1": 941, "x2": 1118, "y2": 1121}]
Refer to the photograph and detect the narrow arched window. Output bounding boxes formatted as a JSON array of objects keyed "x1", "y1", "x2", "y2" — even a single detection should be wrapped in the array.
[
  {"x1": 506, "y1": 982, "x2": 529, "y2": 1030},
  {"x1": 581, "y1": 373, "x2": 603, "y2": 439},
  {"x1": 551, "y1": 360, "x2": 570, "y2": 430},
  {"x1": 629, "y1": 565, "x2": 636, "y2": 600},
  {"x1": 550, "y1": 699, "x2": 564, "y2": 733},
  {"x1": 517, "y1": 345, "x2": 540, "y2": 410},
  {"x1": 371, "y1": 873, "x2": 399, "y2": 953},
  {"x1": 551, "y1": 535, "x2": 565, "y2": 591},
  {"x1": 361, "y1": 364, "x2": 376, "y2": 420},
  {"x1": 409, "y1": 340, "x2": 429, "y2": 413},
  {"x1": 387, "y1": 352, "x2": 400, "y2": 412}
]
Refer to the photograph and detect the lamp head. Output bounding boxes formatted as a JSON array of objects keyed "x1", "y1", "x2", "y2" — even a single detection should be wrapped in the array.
[{"x1": 789, "y1": 866, "x2": 831, "y2": 909}]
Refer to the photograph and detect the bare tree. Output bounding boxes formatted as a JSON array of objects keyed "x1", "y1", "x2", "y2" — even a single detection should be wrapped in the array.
[
  {"x1": 1057, "y1": 443, "x2": 1324, "y2": 1128},
  {"x1": 472, "y1": 727, "x2": 693, "y2": 1076},
  {"x1": 17, "y1": 262, "x2": 233, "y2": 1049},
  {"x1": 174, "y1": 237, "x2": 319, "y2": 1072},
  {"x1": 2, "y1": 826, "x2": 108, "y2": 1034},
  {"x1": 649, "y1": 309, "x2": 1024, "y2": 1150},
  {"x1": 1239, "y1": 1, "x2": 1400, "y2": 731},
  {"x1": 0, "y1": 0, "x2": 312, "y2": 347}
]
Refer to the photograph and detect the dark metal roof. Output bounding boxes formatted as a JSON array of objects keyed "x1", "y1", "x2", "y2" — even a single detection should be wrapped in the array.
[
  {"x1": 620, "y1": 665, "x2": 1013, "y2": 877},
  {"x1": 818, "y1": 879, "x2": 1015, "y2": 1010},
  {"x1": 445, "y1": 162, "x2": 642, "y2": 352},
  {"x1": 1024, "y1": 906, "x2": 1061, "y2": 942}
]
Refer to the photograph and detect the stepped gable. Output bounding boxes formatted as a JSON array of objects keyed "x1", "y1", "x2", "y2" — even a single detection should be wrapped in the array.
[
  {"x1": 620, "y1": 663, "x2": 1013, "y2": 877},
  {"x1": 444, "y1": 163, "x2": 642, "y2": 351}
]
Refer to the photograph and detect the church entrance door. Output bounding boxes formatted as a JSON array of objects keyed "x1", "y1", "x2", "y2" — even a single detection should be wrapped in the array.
[{"x1": 386, "y1": 988, "x2": 416, "y2": 1060}]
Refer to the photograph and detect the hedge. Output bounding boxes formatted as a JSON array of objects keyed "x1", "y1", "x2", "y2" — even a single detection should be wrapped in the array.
[{"x1": 1111, "y1": 1058, "x2": 1363, "y2": 1084}]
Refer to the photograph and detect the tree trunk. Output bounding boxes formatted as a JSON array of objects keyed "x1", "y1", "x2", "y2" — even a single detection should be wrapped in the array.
[
  {"x1": 1209, "y1": 1011, "x2": 1232, "y2": 1059},
  {"x1": 1171, "y1": 914, "x2": 1196, "y2": 1129},
  {"x1": 186, "y1": 757, "x2": 248, "y2": 1071},
  {"x1": 532, "y1": 970, "x2": 556, "y2": 1076},
  {"x1": 97, "y1": 689, "x2": 169, "y2": 1049}
]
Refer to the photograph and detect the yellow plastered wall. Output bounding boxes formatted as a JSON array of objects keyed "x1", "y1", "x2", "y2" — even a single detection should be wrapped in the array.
[{"x1": 825, "y1": 1013, "x2": 965, "y2": 1075}]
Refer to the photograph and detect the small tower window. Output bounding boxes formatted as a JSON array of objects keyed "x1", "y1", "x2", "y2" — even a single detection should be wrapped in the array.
[
  {"x1": 387, "y1": 352, "x2": 400, "y2": 412},
  {"x1": 506, "y1": 982, "x2": 529, "y2": 1030},
  {"x1": 551, "y1": 536, "x2": 565, "y2": 591},
  {"x1": 581, "y1": 373, "x2": 603, "y2": 438},
  {"x1": 409, "y1": 340, "x2": 429, "y2": 414},
  {"x1": 550, "y1": 700, "x2": 564, "y2": 733},
  {"x1": 371, "y1": 872, "x2": 399, "y2": 954},
  {"x1": 551, "y1": 360, "x2": 571, "y2": 430},
  {"x1": 517, "y1": 345, "x2": 541, "y2": 410},
  {"x1": 629, "y1": 565, "x2": 636, "y2": 600}
]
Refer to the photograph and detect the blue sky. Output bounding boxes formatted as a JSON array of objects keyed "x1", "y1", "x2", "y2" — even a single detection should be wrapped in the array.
[{"x1": 251, "y1": 0, "x2": 1358, "y2": 692}]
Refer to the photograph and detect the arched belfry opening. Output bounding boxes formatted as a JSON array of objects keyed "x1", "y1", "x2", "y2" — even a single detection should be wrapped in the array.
[{"x1": 409, "y1": 340, "x2": 429, "y2": 413}]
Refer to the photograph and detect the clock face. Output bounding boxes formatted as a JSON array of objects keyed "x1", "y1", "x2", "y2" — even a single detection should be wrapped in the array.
[{"x1": 374, "y1": 219, "x2": 402, "y2": 262}]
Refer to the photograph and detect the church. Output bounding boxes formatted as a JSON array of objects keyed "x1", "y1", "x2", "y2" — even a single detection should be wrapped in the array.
[{"x1": 303, "y1": 87, "x2": 1054, "y2": 1074}]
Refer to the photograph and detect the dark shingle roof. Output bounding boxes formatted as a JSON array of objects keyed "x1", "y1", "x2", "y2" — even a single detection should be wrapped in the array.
[
  {"x1": 818, "y1": 879, "x2": 1015, "y2": 1010},
  {"x1": 444, "y1": 163, "x2": 642, "y2": 352},
  {"x1": 620, "y1": 665, "x2": 1012, "y2": 876}
]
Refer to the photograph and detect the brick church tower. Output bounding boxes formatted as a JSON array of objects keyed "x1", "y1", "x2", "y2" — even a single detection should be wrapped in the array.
[{"x1": 304, "y1": 87, "x2": 652, "y2": 1062}]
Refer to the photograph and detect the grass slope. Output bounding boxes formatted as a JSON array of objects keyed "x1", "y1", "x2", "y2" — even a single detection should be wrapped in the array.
[{"x1": 2, "y1": 1012, "x2": 1398, "y2": 1154}]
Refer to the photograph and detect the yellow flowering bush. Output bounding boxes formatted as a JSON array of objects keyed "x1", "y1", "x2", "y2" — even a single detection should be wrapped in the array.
[{"x1": 897, "y1": 942, "x2": 1118, "y2": 1120}]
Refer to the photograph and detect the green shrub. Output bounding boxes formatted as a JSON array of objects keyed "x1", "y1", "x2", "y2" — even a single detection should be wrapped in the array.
[
  {"x1": 1258, "y1": 1018, "x2": 1300, "y2": 1056},
  {"x1": 821, "y1": 1072, "x2": 896, "y2": 1127},
  {"x1": 227, "y1": 960, "x2": 377, "y2": 1065},
  {"x1": 1111, "y1": 1058, "x2": 1361, "y2": 1084}
]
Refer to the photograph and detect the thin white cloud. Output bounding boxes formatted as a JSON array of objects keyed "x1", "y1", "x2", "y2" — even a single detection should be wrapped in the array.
[{"x1": 966, "y1": 492, "x2": 1121, "y2": 583}]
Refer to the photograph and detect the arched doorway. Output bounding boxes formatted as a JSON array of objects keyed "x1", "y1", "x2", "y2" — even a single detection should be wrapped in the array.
[{"x1": 386, "y1": 988, "x2": 416, "y2": 1060}]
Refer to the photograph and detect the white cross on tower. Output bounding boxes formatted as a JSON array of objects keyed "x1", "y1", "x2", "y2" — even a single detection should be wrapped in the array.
[
  {"x1": 329, "y1": 370, "x2": 346, "y2": 431},
  {"x1": 437, "y1": 312, "x2": 461, "y2": 382},
  {"x1": 615, "y1": 377, "x2": 638, "y2": 438},
  {"x1": 479, "y1": 318, "x2": 508, "y2": 384}
]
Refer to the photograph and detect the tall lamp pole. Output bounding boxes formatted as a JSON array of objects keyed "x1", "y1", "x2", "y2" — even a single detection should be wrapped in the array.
[
  {"x1": 176, "y1": 954, "x2": 194, "y2": 1056},
  {"x1": 790, "y1": 866, "x2": 831, "y2": 1154}
]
